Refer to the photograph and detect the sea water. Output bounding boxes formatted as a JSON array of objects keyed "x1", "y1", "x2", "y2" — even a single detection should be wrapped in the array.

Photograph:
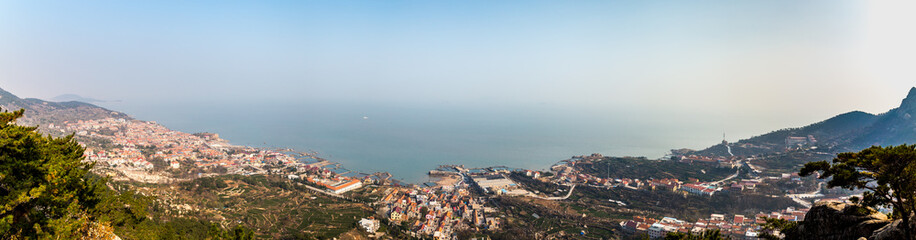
[{"x1": 101, "y1": 100, "x2": 766, "y2": 182}]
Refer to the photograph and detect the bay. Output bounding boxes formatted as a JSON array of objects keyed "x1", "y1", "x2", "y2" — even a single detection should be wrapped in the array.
[{"x1": 101, "y1": 101, "x2": 740, "y2": 182}]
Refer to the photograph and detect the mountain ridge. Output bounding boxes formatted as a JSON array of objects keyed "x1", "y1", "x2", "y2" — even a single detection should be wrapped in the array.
[
  {"x1": 695, "y1": 87, "x2": 916, "y2": 156},
  {"x1": 0, "y1": 87, "x2": 130, "y2": 133},
  {"x1": 50, "y1": 94, "x2": 110, "y2": 103},
  {"x1": 843, "y1": 87, "x2": 916, "y2": 151}
]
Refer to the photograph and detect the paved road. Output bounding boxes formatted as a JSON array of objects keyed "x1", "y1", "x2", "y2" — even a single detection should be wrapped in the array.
[
  {"x1": 534, "y1": 184, "x2": 576, "y2": 200},
  {"x1": 711, "y1": 168, "x2": 741, "y2": 186},
  {"x1": 785, "y1": 182, "x2": 827, "y2": 208}
]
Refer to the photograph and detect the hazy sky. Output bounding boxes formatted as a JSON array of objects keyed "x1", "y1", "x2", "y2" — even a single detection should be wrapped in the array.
[{"x1": 2, "y1": 1, "x2": 915, "y2": 124}]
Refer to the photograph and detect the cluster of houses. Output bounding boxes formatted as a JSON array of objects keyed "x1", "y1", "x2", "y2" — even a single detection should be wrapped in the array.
[
  {"x1": 624, "y1": 178, "x2": 725, "y2": 196},
  {"x1": 549, "y1": 159, "x2": 732, "y2": 197},
  {"x1": 755, "y1": 207, "x2": 809, "y2": 222},
  {"x1": 293, "y1": 159, "x2": 392, "y2": 185},
  {"x1": 66, "y1": 117, "x2": 403, "y2": 195},
  {"x1": 85, "y1": 147, "x2": 152, "y2": 170},
  {"x1": 550, "y1": 160, "x2": 602, "y2": 185},
  {"x1": 286, "y1": 162, "x2": 399, "y2": 194},
  {"x1": 380, "y1": 184, "x2": 499, "y2": 239},
  {"x1": 62, "y1": 118, "x2": 300, "y2": 173},
  {"x1": 432, "y1": 165, "x2": 532, "y2": 197},
  {"x1": 64, "y1": 118, "x2": 826, "y2": 240},
  {"x1": 675, "y1": 155, "x2": 741, "y2": 168},
  {"x1": 785, "y1": 135, "x2": 817, "y2": 149},
  {"x1": 544, "y1": 154, "x2": 780, "y2": 198},
  {"x1": 639, "y1": 178, "x2": 762, "y2": 196},
  {"x1": 620, "y1": 207, "x2": 808, "y2": 240}
]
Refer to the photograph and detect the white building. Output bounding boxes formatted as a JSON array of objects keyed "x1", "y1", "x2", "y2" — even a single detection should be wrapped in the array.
[
  {"x1": 358, "y1": 218, "x2": 379, "y2": 233},
  {"x1": 647, "y1": 223, "x2": 676, "y2": 239},
  {"x1": 327, "y1": 179, "x2": 363, "y2": 194}
]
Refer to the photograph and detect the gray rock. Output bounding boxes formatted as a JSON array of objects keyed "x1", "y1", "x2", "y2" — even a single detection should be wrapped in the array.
[
  {"x1": 869, "y1": 213, "x2": 916, "y2": 240},
  {"x1": 788, "y1": 201, "x2": 891, "y2": 240}
]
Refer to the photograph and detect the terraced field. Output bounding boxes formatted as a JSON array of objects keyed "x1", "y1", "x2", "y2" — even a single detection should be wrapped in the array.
[{"x1": 131, "y1": 175, "x2": 382, "y2": 239}]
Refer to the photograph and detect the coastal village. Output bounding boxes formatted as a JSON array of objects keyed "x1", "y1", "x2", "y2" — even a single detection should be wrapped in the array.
[
  {"x1": 49, "y1": 117, "x2": 390, "y2": 185},
  {"x1": 52, "y1": 118, "x2": 296, "y2": 176},
  {"x1": 377, "y1": 181, "x2": 497, "y2": 239},
  {"x1": 48, "y1": 116, "x2": 846, "y2": 239},
  {"x1": 5, "y1": 0, "x2": 916, "y2": 237},
  {"x1": 618, "y1": 206, "x2": 808, "y2": 239}
]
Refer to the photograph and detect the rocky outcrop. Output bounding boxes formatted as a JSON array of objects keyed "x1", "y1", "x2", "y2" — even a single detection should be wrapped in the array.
[
  {"x1": 787, "y1": 201, "x2": 891, "y2": 240},
  {"x1": 785, "y1": 201, "x2": 916, "y2": 240},
  {"x1": 87, "y1": 222, "x2": 122, "y2": 240},
  {"x1": 868, "y1": 213, "x2": 916, "y2": 240}
]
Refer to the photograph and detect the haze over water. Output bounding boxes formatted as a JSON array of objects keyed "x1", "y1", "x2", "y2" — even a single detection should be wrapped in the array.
[
  {"x1": 103, "y1": 100, "x2": 821, "y2": 182},
  {"x1": 5, "y1": 1, "x2": 916, "y2": 182}
]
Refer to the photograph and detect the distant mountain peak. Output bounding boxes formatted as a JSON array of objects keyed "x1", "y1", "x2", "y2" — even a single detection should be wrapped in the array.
[
  {"x1": 0, "y1": 87, "x2": 23, "y2": 105},
  {"x1": 51, "y1": 94, "x2": 106, "y2": 103},
  {"x1": 0, "y1": 86, "x2": 132, "y2": 130},
  {"x1": 898, "y1": 87, "x2": 916, "y2": 113},
  {"x1": 902, "y1": 87, "x2": 916, "y2": 107},
  {"x1": 695, "y1": 86, "x2": 916, "y2": 156},
  {"x1": 0, "y1": 86, "x2": 18, "y2": 97}
]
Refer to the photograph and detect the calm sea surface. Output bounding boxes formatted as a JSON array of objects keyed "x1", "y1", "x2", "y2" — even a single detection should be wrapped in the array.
[{"x1": 102, "y1": 101, "x2": 749, "y2": 182}]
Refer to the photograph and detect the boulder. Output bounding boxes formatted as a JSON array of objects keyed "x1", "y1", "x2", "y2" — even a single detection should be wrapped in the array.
[
  {"x1": 869, "y1": 213, "x2": 916, "y2": 240},
  {"x1": 787, "y1": 201, "x2": 891, "y2": 240},
  {"x1": 869, "y1": 219, "x2": 904, "y2": 240}
]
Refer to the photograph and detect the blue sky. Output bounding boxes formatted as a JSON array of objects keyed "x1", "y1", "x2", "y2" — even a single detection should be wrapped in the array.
[{"x1": 1, "y1": 1, "x2": 915, "y2": 124}]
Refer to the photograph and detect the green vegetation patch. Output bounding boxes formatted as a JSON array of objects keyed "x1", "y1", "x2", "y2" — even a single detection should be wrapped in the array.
[
  {"x1": 131, "y1": 174, "x2": 377, "y2": 239},
  {"x1": 579, "y1": 157, "x2": 735, "y2": 182}
]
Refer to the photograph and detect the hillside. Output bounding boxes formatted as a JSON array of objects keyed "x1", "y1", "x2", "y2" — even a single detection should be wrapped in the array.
[
  {"x1": 575, "y1": 157, "x2": 736, "y2": 182},
  {"x1": 0, "y1": 87, "x2": 130, "y2": 133},
  {"x1": 741, "y1": 111, "x2": 877, "y2": 147},
  {"x1": 695, "y1": 87, "x2": 916, "y2": 156},
  {"x1": 0, "y1": 87, "x2": 392, "y2": 239},
  {"x1": 843, "y1": 87, "x2": 916, "y2": 151},
  {"x1": 4, "y1": 85, "x2": 905, "y2": 239},
  {"x1": 123, "y1": 175, "x2": 382, "y2": 239}
]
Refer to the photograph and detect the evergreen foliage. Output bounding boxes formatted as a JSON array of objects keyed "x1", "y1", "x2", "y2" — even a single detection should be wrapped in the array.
[
  {"x1": 756, "y1": 217, "x2": 798, "y2": 240},
  {"x1": 0, "y1": 108, "x2": 253, "y2": 239},
  {"x1": 800, "y1": 144, "x2": 916, "y2": 240},
  {"x1": 664, "y1": 229, "x2": 729, "y2": 240},
  {"x1": 579, "y1": 157, "x2": 735, "y2": 182},
  {"x1": 0, "y1": 109, "x2": 109, "y2": 238}
]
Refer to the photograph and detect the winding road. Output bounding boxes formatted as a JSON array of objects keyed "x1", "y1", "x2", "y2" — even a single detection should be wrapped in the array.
[
  {"x1": 534, "y1": 184, "x2": 576, "y2": 200},
  {"x1": 786, "y1": 182, "x2": 827, "y2": 208},
  {"x1": 711, "y1": 167, "x2": 741, "y2": 186}
]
